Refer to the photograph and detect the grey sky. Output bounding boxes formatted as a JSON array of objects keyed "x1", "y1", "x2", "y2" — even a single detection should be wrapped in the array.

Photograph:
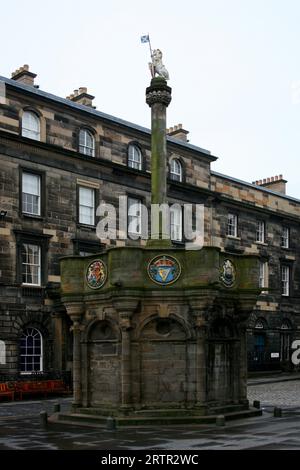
[{"x1": 1, "y1": 0, "x2": 299, "y2": 197}]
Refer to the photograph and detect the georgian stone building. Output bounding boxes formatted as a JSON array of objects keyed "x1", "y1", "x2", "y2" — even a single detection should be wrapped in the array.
[{"x1": 0, "y1": 64, "x2": 299, "y2": 380}]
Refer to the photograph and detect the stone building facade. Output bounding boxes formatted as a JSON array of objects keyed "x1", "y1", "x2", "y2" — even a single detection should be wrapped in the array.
[{"x1": 0, "y1": 65, "x2": 299, "y2": 380}]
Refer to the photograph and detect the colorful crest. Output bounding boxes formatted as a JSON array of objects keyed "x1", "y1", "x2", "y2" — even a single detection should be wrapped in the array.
[
  {"x1": 148, "y1": 255, "x2": 181, "y2": 285},
  {"x1": 86, "y1": 259, "x2": 107, "y2": 289},
  {"x1": 220, "y1": 259, "x2": 236, "y2": 287}
]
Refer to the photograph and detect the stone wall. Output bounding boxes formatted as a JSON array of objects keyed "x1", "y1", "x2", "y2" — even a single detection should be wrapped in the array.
[{"x1": 0, "y1": 73, "x2": 299, "y2": 378}]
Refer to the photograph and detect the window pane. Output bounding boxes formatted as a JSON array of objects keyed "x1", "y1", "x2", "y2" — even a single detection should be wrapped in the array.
[
  {"x1": 281, "y1": 227, "x2": 289, "y2": 248},
  {"x1": 128, "y1": 198, "x2": 141, "y2": 234},
  {"x1": 256, "y1": 221, "x2": 265, "y2": 243},
  {"x1": 227, "y1": 214, "x2": 237, "y2": 237},
  {"x1": 22, "y1": 112, "x2": 40, "y2": 141},
  {"x1": 79, "y1": 187, "x2": 95, "y2": 225},
  {"x1": 281, "y1": 266, "x2": 289, "y2": 296},
  {"x1": 20, "y1": 328, "x2": 43, "y2": 373},
  {"x1": 170, "y1": 159, "x2": 182, "y2": 182},
  {"x1": 128, "y1": 145, "x2": 142, "y2": 170},
  {"x1": 22, "y1": 173, "x2": 41, "y2": 215},
  {"x1": 79, "y1": 130, "x2": 95, "y2": 157},
  {"x1": 21, "y1": 244, "x2": 41, "y2": 286},
  {"x1": 170, "y1": 206, "x2": 182, "y2": 241}
]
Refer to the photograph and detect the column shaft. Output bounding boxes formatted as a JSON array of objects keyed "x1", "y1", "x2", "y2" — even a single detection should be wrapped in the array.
[
  {"x1": 121, "y1": 328, "x2": 131, "y2": 406},
  {"x1": 72, "y1": 322, "x2": 82, "y2": 407},
  {"x1": 196, "y1": 327, "x2": 207, "y2": 404}
]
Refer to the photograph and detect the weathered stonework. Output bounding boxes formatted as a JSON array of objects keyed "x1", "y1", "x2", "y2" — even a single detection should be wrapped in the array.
[
  {"x1": 0, "y1": 66, "x2": 299, "y2": 384},
  {"x1": 59, "y1": 246, "x2": 260, "y2": 420}
]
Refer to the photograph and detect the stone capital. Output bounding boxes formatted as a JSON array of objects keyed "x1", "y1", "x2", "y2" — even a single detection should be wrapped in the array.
[
  {"x1": 189, "y1": 298, "x2": 214, "y2": 317},
  {"x1": 70, "y1": 323, "x2": 85, "y2": 333},
  {"x1": 64, "y1": 302, "x2": 84, "y2": 323},
  {"x1": 113, "y1": 299, "x2": 139, "y2": 315},
  {"x1": 146, "y1": 89, "x2": 172, "y2": 107},
  {"x1": 146, "y1": 78, "x2": 172, "y2": 107}
]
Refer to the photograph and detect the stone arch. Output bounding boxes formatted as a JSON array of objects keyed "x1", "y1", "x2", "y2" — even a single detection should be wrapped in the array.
[
  {"x1": 87, "y1": 319, "x2": 120, "y2": 406},
  {"x1": 247, "y1": 312, "x2": 268, "y2": 330},
  {"x1": 137, "y1": 312, "x2": 193, "y2": 340},
  {"x1": 279, "y1": 314, "x2": 294, "y2": 330},
  {"x1": 85, "y1": 316, "x2": 121, "y2": 342},
  {"x1": 139, "y1": 315, "x2": 189, "y2": 406}
]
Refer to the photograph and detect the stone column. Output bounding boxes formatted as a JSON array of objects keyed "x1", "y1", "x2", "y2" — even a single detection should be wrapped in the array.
[
  {"x1": 195, "y1": 323, "x2": 207, "y2": 407},
  {"x1": 65, "y1": 303, "x2": 83, "y2": 409},
  {"x1": 239, "y1": 323, "x2": 248, "y2": 405},
  {"x1": 190, "y1": 300, "x2": 211, "y2": 413},
  {"x1": 52, "y1": 311, "x2": 63, "y2": 371},
  {"x1": 120, "y1": 319, "x2": 132, "y2": 408},
  {"x1": 146, "y1": 77, "x2": 172, "y2": 244},
  {"x1": 114, "y1": 300, "x2": 138, "y2": 410}
]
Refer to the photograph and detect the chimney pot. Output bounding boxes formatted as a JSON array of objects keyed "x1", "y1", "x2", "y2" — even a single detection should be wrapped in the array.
[
  {"x1": 67, "y1": 87, "x2": 95, "y2": 107},
  {"x1": 255, "y1": 174, "x2": 287, "y2": 194},
  {"x1": 11, "y1": 64, "x2": 37, "y2": 86}
]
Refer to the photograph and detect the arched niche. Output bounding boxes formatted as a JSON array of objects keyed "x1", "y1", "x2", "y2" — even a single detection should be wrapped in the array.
[
  {"x1": 207, "y1": 316, "x2": 236, "y2": 404},
  {"x1": 87, "y1": 320, "x2": 120, "y2": 406},
  {"x1": 139, "y1": 316, "x2": 188, "y2": 406}
]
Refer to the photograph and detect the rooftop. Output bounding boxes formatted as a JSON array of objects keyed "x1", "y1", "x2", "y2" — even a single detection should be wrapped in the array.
[{"x1": 0, "y1": 75, "x2": 215, "y2": 161}]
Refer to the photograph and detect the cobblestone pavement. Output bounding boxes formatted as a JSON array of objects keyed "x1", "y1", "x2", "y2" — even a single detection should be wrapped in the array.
[
  {"x1": 248, "y1": 380, "x2": 300, "y2": 408},
  {"x1": 0, "y1": 381, "x2": 299, "y2": 450}
]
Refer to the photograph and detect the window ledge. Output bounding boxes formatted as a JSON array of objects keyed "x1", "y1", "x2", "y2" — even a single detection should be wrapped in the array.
[
  {"x1": 255, "y1": 242, "x2": 268, "y2": 246},
  {"x1": 77, "y1": 224, "x2": 96, "y2": 230},
  {"x1": 226, "y1": 235, "x2": 241, "y2": 241},
  {"x1": 22, "y1": 213, "x2": 44, "y2": 221}
]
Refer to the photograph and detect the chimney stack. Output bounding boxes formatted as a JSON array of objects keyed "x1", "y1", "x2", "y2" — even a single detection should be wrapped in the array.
[
  {"x1": 166, "y1": 123, "x2": 189, "y2": 142},
  {"x1": 11, "y1": 65, "x2": 37, "y2": 87},
  {"x1": 252, "y1": 175, "x2": 287, "y2": 195},
  {"x1": 66, "y1": 87, "x2": 95, "y2": 108}
]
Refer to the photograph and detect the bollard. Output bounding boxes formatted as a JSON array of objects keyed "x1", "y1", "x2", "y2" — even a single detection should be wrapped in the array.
[
  {"x1": 253, "y1": 400, "x2": 261, "y2": 409},
  {"x1": 274, "y1": 407, "x2": 282, "y2": 417},
  {"x1": 53, "y1": 403, "x2": 61, "y2": 413},
  {"x1": 216, "y1": 415, "x2": 225, "y2": 426},
  {"x1": 40, "y1": 411, "x2": 48, "y2": 428},
  {"x1": 106, "y1": 416, "x2": 116, "y2": 431}
]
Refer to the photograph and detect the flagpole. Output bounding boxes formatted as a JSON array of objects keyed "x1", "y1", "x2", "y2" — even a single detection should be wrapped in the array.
[{"x1": 148, "y1": 33, "x2": 153, "y2": 59}]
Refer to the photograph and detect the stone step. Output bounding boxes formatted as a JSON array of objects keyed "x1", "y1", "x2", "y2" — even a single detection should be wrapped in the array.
[
  {"x1": 208, "y1": 404, "x2": 247, "y2": 414},
  {"x1": 50, "y1": 407, "x2": 262, "y2": 428},
  {"x1": 78, "y1": 407, "x2": 200, "y2": 418}
]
